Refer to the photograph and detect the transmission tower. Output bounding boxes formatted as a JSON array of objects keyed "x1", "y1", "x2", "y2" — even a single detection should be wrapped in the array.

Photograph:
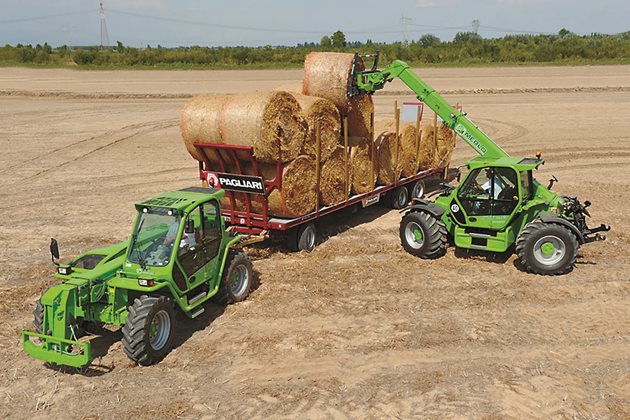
[
  {"x1": 400, "y1": 16, "x2": 412, "y2": 43},
  {"x1": 472, "y1": 19, "x2": 480, "y2": 34},
  {"x1": 99, "y1": 2, "x2": 110, "y2": 49}
]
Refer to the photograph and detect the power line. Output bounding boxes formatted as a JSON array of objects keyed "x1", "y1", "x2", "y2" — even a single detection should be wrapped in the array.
[{"x1": 0, "y1": 10, "x2": 94, "y2": 24}]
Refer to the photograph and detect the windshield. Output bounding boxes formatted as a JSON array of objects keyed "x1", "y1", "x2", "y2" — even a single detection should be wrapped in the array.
[{"x1": 128, "y1": 207, "x2": 181, "y2": 267}]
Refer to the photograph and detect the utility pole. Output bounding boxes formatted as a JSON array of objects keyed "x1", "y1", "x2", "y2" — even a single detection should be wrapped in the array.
[
  {"x1": 472, "y1": 19, "x2": 480, "y2": 34},
  {"x1": 400, "y1": 16, "x2": 412, "y2": 43},
  {"x1": 99, "y1": 2, "x2": 110, "y2": 49}
]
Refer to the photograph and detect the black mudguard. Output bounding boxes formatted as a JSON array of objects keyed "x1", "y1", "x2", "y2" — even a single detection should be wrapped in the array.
[
  {"x1": 402, "y1": 199, "x2": 445, "y2": 219},
  {"x1": 538, "y1": 212, "x2": 585, "y2": 244}
]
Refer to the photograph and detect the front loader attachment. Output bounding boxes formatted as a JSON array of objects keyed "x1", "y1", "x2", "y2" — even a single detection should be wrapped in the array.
[{"x1": 23, "y1": 330, "x2": 92, "y2": 368}]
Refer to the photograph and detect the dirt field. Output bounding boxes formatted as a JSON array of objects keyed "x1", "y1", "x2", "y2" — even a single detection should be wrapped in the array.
[{"x1": 0, "y1": 66, "x2": 628, "y2": 419}]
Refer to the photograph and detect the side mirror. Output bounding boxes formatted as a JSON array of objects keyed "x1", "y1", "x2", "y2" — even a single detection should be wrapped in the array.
[{"x1": 50, "y1": 238, "x2": 60, "y2": 264}]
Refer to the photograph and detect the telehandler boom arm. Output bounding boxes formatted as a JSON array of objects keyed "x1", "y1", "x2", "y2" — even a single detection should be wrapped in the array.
[{"x1": 352, "y1": 57, "x2": 508, "y2": 159}]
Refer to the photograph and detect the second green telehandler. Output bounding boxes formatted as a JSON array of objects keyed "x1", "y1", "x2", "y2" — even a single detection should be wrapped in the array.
[{"x1": 350, "y1": 53, "x2": 610, "y2": 274}]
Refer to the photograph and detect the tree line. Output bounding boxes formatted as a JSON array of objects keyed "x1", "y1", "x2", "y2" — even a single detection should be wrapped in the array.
[{"x1": 1, "y1": 29, "x2": 629, "y2": 68}]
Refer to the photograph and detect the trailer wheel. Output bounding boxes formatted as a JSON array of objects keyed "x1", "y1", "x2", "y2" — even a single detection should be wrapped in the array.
[
  {"x1": 215, "y1": 250, "x2": 253, "y2": 304},
  {"x1": 286, "y1": 223, "x2": 317, "y2": 252},
  {"x1": 390, "y1": 186, "x2": 409, "y2": 209},
  {"x1": 122, "y1": 295, "x2": 175, "y2": 366},
  {"x1": 516, "y1": 220, "x2": 579, "y2": 275},
  {"x1": 410, "y1": 180, "x2": 425, "y2": 200},
  {"x1": 400, "y1": 211, "x2": 447, "y2": 259}
]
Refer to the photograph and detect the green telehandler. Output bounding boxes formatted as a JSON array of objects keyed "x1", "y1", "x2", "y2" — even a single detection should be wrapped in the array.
[
  {"x1": 23, "y1": 187, "x2": 254, "y2": 368},
  {"x1": 350, "y1": 53, "x2": 610, "y2": 274}
]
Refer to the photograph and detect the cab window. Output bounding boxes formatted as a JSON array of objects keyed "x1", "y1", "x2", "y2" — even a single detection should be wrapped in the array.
[{"x1": 458, "y1": 167, "x2": 519, "y2": 216}]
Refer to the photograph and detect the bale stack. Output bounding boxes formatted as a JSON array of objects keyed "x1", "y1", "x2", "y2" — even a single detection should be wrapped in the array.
[
  {"x1": 302, "y1": 52, "x2": 373, "y2": 139},
  {"x1": 181, "y1": 91, "x2": 307, "y2": 164},
  {"x1": 374, "y1": 132, "x2": 402, "y2": 185}
]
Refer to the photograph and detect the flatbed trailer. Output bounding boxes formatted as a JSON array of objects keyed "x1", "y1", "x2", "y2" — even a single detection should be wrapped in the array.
[{"x1": 193, "y1": 104, "x2": 459, "y2": 251}]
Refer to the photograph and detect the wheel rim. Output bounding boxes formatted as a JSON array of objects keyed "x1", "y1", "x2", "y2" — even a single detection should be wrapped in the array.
[
  {"x1": 149, "y1": 310, "x2": 171, "y2": 351},
  {"x1": 533, "y1": 235, "x2": 565, "y2": 266},
  {"x1": 305, "y1": 226, "x2": 315, "y2": 249},
  {"x1": 398, "y1": 189, "x2": 408, "y2": 207},
  {"x1": 404, "y1": 221, "x2": 424, "y2": 249},
  {"x1": 230, "y1": 264, "x2": 249, "y2": 297},
  {"x1": 413, "y1": 182, "x2": 424, "y2": 199}
]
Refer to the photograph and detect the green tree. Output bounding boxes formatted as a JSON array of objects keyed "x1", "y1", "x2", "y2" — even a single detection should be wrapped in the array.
[
  {"x1": 558, "y1": 28, "x2": 573, "y2": 37},
  {"x1": 331, "y1": 30, "x2": 346, "y2": 48},
  {"x1": 320, "y1": 35, "x2": 332, "y2": 48},
  {"x1": 419, "y1": 34, "x2": 440, "y2": 48}
]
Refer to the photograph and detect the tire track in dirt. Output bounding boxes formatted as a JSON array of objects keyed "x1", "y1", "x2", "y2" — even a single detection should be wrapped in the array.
[
  {"x1": 0, "y1": 119, "x2": 174, "y2": 175},
  {"x1": 4, "y1": 119, "x2": 178, "y2": 182}
]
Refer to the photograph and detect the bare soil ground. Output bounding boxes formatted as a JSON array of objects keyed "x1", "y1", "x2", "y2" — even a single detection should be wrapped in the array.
[{"x1": 0, "y1": 66, "x2": 628, "y2": 419}]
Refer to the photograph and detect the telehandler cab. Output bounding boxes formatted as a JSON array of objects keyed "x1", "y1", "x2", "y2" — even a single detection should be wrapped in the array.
[
  {"x1": 23, "y1": 187, "x2": 253, "y2": 368},
  {"x1": 350, "y1": 53, "x2": 610, "y2": 274}
]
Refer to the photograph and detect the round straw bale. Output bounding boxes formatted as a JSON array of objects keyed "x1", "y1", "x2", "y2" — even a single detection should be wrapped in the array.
[
  {"x1": 221, "y1": 91, "x2": 307, "y2": 163},
  {"x1": 350, "y1": 139, "x2": 376, "y2": 195},
  {"x1": 287, "y1": 93, "x2": 341, "y2": 162},
  {"x1": 377, "y1": 121, "x2": 419, "y2": 178},
  {"x1": 418, "y1": 124, "x2": 437, "y2": 170},
  {"x1": 375, "y1": 132, "x2": 402, "y2": 185},
  {"x1": 346, "y1": 94, "x2": 374, "y2": 139},
  {"x1": 302, "y1": 52, "x2": 364, "y2": 114},
  {"x1": 320, "y1": 146, "x2": 350, "y2": 206},
  {"x1": 433, "y1": 124, "x2": 456, "y2": 168},
  {"x1": 180, "y1": 94, "x2": 231, "y2": 162},
  {"x1": 265, "y1": 155, "x2": 317, "y2": 217}
]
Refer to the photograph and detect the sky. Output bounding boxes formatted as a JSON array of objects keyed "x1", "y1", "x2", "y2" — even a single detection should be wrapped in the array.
[{"x1": 0, "y1": 0, "x2": 628, "y2": 48}]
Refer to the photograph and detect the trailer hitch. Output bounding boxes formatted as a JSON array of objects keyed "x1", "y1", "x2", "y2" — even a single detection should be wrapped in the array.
[{"x1": 583, "y1": 223, "x2": 611, "y2": 243}]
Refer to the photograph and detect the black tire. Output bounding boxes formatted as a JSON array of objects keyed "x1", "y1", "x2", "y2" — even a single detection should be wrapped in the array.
[
  {"x1": 33, "y1": 298, "x2": 44, "y2": 334},
  {"x1": 410, "y1": 180, "x2": 425, "y2": 200},
  {"x1": 287, "y1": 223, "x2": 317, "y2": 252},
  {"x1": 297, "y1": 223, "x2": 317, "y2": 252},
  {"x1": 399, "y1": 211, "x2": 447, "y2": 259},
  {"x1": 122, "y1": 295, "x2": 175, "y2": 366},
  {"x1": 516, "y1": 220, "x2": 579, "y2": 275},
  {"x1": 215, "y1": 250, "x2": 253, "y2": 304},
  {"x1": 390, "y1": 186, "x2": 409, "y2": 209}
]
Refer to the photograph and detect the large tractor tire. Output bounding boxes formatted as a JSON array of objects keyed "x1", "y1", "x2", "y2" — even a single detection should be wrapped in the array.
[
  {"x1": 515, "y1": 220, "x2": 579, "y2": 275},
  {"x1": 400, "y1": 211, "x2": 447, "y2": 259},
  {"x1": 33, "y1": 298, "x2": 44, "y2": 334},
  {"x1": 122, "y1": 295, "x2": 175, "y2": 366},
  {"x1": 214, "y1": 250, "x2": 253, "y2": 305}
]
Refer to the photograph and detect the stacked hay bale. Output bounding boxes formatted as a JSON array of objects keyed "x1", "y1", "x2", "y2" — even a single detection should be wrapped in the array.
[
  {"x1": 433, "y1": 123, "x2": 457, "y2": 168},
  {"x1": 375, "y1": 121, "x2": 420, "y2": 178},
  {"x1": 290, "y1": 93, "x2": 341, "y2": 162},
  {"x1": 181, "y1": 91, "x2": 307, "y2": 163},
  {"x1": 320, "y1": 146, "x2": 350, "y2": 206},
  {"x1": 349, "y1": 139, "x2": 375, "y2": 195},
  {"x1": 374, "y1": 132, "x2": 402, "y2": 185}
]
